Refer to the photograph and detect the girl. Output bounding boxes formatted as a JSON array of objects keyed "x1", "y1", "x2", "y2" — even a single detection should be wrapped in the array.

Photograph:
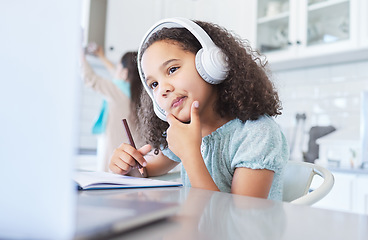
[{"x1": 109, "y1": 18, "x2": 289, "y2": 200}]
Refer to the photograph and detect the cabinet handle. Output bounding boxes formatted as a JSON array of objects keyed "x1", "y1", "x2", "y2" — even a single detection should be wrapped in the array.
[
  {"x1": 296, "y1": 41, "x2": 301, "y2": 45},
  {"x1": 287, "y1": 41, "x2": 292, "y2": 46},
  {"x1": 109, "y1": 46, "x2": 114, "y2": 51}
]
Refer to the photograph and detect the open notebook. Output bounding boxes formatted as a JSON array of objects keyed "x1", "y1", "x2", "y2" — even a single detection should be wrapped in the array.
[
  {"x1": 0, "y1": 2, "x2": 180, "y2": 239},
  {"x1": 75, "y1": 171, "x2": 182, "y2": 190}
]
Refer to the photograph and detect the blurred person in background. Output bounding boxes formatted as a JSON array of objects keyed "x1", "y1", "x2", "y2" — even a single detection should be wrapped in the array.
[{"x1": 81, "y1": 44, "x2": 143, "y2": 172}]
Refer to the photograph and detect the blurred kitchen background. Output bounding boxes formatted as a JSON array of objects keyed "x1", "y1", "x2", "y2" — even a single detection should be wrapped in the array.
[{"x1": 78, "y1": 0, "x2": 368, "y2": 215}]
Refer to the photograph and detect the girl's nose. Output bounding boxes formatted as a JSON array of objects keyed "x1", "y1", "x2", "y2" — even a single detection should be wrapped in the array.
[{"x1": 159, "y1": 82, "x2": 174, "y2": 97}]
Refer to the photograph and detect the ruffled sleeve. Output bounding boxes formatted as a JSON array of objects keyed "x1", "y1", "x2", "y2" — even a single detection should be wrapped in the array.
[{"x1": 230, "y1": 116, "x2": 289, "y2": 172}]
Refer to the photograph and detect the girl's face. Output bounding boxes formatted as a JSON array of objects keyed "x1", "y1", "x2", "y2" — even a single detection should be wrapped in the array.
[{"x1": 141, "y1": 40, "x2": 217, "y2": 123}]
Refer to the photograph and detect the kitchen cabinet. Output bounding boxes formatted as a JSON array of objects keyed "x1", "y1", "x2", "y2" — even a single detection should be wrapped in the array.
[
  {"x1": 102, "y1": 0, "x2": 367, "y2": 66},
  {"x1": 161, "y1": 0, "x2": 195, "y2": 19},
  {"x1": 104, "y1": 0, "x2": 164, "y2": 61},
  {"x1": 82, "y1": 0, "x2": 107, "y2": 48},
  {"x1": 312, "y1": 170, "x2": 368, "y2": 215},
  {"x1": 175, "y1": 0, "x2": 254, "y2": 42},
  {"x1": 255, "y1": 0, "x2": 297, "y2": 62},
  {"x1": 354, "y1": 175, "x2": 368, "y2": 215},
  {"x1": 104, "y1": 0, "x2": 254, "y2": 62},
  {"x1": 254, "y1": 0, "x2": 367, "y2": 69},
  {"x1": 360, "y1": 0, "x2": 368, "y2": 47},
  {"x1": 312, "y1": 172, "x2": 356, "y2": 213}
]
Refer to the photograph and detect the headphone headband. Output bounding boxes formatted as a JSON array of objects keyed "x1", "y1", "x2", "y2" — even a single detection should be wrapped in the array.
[{"x1": 139, "y1": 18, "x2": 217, "y2": 54}]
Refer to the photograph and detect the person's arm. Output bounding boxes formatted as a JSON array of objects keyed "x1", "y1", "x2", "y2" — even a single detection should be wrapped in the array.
[
  {"x1": 231, "y1": 167, "x2": 274, "y2": 198},
  {"x1": 94, "y1": 46, "x2": 116, "y2": 76},
  {"x1": 166, "y1": 101, "x2": 220, "y2": 191},
  {"x1": 81, "y1": 56, "x2": 127, "y2": 103},
  {"x1": 179, "y1": 150, "x2": 220, "y2": 191},
  {"x1": 109, "y1": 143, "x2": 179, "y2": 177}
]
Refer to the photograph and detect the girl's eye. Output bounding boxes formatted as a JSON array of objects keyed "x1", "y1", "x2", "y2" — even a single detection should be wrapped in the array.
[
  {"x1": 168, "y1": 66, "x2": 179, "y2": 75},
  {"x1": 149, "y1": 81, "x2": 158, "y2": 90}
]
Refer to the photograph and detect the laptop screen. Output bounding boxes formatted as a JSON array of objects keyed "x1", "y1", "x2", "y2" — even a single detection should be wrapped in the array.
[{"x1": 0, "y1": 1, "x2": 81, "y2": 238}]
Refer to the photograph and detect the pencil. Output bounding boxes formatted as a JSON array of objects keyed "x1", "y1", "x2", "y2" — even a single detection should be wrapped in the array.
[{"x1": 122, "y1": 119, "x2": 147, "y2": 177}]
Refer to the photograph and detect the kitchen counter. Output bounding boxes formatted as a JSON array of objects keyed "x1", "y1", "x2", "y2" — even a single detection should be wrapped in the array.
[{"x1": 328, "y1": 166, "x2": 368, "y2": 175}]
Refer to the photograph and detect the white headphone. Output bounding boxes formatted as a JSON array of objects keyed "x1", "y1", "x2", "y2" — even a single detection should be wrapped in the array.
[{"x1": 137, "y1": 17, "x2": 229, "y2": 121}]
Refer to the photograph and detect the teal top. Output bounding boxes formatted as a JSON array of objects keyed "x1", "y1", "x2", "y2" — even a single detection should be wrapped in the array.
[{"x1": 162, "y1": 115, "x2": 289, "y2": 201}]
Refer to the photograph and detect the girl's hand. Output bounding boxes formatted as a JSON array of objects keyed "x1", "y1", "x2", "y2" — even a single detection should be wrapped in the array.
[
  {"x1": 166, "y1": 101, "x2": 202, "y2": 160},
  {"x1": 167, "y1": 101, "x2": 219, "y2": 192},
  {"x1": 109, "y1": 143, "x2": 151, "y2": 175}
]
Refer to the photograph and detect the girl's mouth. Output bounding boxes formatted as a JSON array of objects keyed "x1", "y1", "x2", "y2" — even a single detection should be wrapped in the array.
[{"x1": 171, "y1": 96, "x2": 186, "y2": 108}]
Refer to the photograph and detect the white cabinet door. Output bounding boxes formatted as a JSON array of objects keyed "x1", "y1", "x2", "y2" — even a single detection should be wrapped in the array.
[
  {"x1": 297, "y1": 0, "x2": 360, "y2": 57},
  {"x1": 191, "y1": 0, "x2": 255, "y2": 43},
  {"x1": 162, "y1": 0, "x2": 255, "y2": 44},
  {"x1": 255, "y1": 0, "x2": 297, "y2": 62},
  {"x1": 106, "y1": 0, "x2": 257, "y2": 62},
  {"x1": 354, "y1": 175, "x2": 368, "y2": 215},
  {"x1": 161, "y1": 0, "x2": 195, "y2": 19},
  {"x1": 105, "y1": 0, "x2": 164, "y2": 61},
  {"x1": 359, "y1": 0, "x2": 368, "y2": 47},
  {"x1": 312, "y1": 171, "x2": 368, "y2": 215},
  {"x1": 254, "y1": 0, "x2": 362, "y2": 68},
  {"x1": 312, "y1": 172, "x2": 356, "y2": 213}
]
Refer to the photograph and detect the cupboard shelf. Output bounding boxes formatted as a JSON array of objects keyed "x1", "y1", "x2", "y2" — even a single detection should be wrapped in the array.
[
  {"x1": 257, "y1": 12, "x2": 290, "y2": 24},
  {"x1": 308, "y1": 0, "x2": 349, "y2": 11}
]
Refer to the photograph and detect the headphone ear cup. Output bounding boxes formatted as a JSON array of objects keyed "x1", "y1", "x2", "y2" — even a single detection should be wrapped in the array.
[
  {"x1": 195, "y1": 47, "x2": 228, "y2": 85},
  {"x1": 195, "y1": 49, "x2": 209, "y2": 83}
]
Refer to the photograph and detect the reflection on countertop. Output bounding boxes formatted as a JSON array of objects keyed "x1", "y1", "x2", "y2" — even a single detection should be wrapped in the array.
[{"x1": 78, "y1": 187, "x2": 368, "y2": 240}]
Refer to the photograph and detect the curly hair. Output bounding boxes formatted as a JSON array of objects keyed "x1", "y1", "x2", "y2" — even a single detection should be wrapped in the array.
[{"x1": 137, "y1": 20, "x2": 282, "y2": 149}]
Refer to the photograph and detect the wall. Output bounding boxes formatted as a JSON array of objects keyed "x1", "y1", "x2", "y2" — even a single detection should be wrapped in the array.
[{"x1": 272, "y1": 59, "x2": 368, "y2": 163}]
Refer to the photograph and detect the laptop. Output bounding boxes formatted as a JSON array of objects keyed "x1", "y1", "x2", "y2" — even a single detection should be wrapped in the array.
[
  {"x1": 75, "y1": 189, "x2": 180, "y2": 239},
  {"x1": 0, "y1": 1, "x2": 179, "y2": 239}
]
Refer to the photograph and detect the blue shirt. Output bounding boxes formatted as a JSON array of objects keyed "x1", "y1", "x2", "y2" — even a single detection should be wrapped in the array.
[{"x1": 162, "y1": 115, "x2": 289, "y2": 200}]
